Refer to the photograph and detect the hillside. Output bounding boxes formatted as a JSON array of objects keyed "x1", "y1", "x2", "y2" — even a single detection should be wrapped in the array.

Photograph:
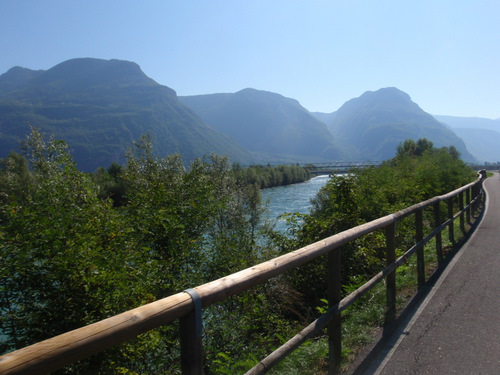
[
  {"x1": 434, "y1": 115, "x2": 500, "y2": 131},
  {"x1": 179, "y1": 88, "x2": 342, "y2": 162},
  {"x1": 0, "y1": 58, "x2": 254, "y2": 171},
  {"x1": 1, "y1": 59, "x2": 482, "y2": 169},
  {"x1": 451, "y1": 128, "x2": 500, "y2": 163},
  {"x1": 434, "y1": 115, "x2": 500, "y2": 163},
  {"x1": 312, "y1": 88, "x2": 475, "y2": 162}
]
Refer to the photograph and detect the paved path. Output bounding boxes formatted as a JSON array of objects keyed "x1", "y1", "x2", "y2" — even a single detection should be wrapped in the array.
[{"x1": 352, "y1": 173, "x2": 500, "y2": 374}]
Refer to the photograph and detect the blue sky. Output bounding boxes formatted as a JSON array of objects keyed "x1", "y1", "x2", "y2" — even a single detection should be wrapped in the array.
[{"x1": 1, "y1": 0, "x2": 499, "y2": 119}]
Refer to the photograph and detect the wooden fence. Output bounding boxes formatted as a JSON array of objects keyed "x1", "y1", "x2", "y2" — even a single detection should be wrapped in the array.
[{"x1": 0, "y1": 171, "x2": 487, "y2": 375}]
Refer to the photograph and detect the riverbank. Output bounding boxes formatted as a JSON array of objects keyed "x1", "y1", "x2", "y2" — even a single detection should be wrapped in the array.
[{"x1": 233, "y1": 163, "x2": 311, "y2": 188}]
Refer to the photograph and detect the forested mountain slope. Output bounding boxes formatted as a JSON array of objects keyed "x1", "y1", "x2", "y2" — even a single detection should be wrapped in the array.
[
  {"x1": 0, "y1": 58, "x2": 254, "y2": 171},
  {"x1": 312, "y1": 88, "x2": 475, "y2": 161},
  {"x1": 180, "y1": 88, "x2": 342, "y2": 162},
  {"x1": 0, "y1": 58, "x2": 480, "y2": 169}
]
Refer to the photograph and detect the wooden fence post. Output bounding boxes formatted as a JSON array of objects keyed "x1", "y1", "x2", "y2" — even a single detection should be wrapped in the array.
[
  {"x1": 384, "y1": 222, "x2": 396, "y2": 331},
  {"x1": 472, "y1": 184, "x2": 478, "y2": 214},
  {"x1": 466, "y1": 188, "x2": 471, "y2": 223},
  {"x1": 180, "y1": 289, "x2": 204, "y2": 375},
  {"x1": 474, "y1": 184, "x2": 480, "y2": 214},
  {"x1": 459, "y1": 191, "x2": 465, "y2": 234},
  {"x1": 433, "y1": 201, "x2": 443, "y2": 264},
  {"x1": 415, "y1": 209, "x2": 425, "y2": 288},
  {"x1": 328, "y1": 250, "x2": 342, "y2": 374},
  {"x1": 447, "y1": 198, "x2": 454, "y2": 244}
]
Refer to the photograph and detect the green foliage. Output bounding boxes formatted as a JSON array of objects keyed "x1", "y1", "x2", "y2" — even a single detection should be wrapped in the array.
[
  {"x1": 232, "y1": 163, "x2": 311, "y2": 189},
  {"x1": 204, "y1": 287, "x2": 294, "y2": 374},
  {"x1": 93, "y1": 162, "x2": 128, "y2": 207},
  {"x1": 269, "y1": 138, "x2": 474, "y2": 330},
  {"x1": 396, "y1": 138, "x2": 434, "y2": 158},
  {"x1": 270, "y1": 337, "x2": 329, "y2": 375},
  {"x1": 0, "y1": 128, "x2": 275, "y2": 373},
  {"x1": 0, "y1": 130, "x2": 476, "y2": 373},
  {"x1": 0, "y1": 128, "x2": 152, "y2": 363}
]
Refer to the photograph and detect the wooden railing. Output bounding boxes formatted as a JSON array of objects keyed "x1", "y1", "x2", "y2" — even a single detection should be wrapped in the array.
[{"x1": 0, "y1": 171, "x2": 486, "y2": 375}]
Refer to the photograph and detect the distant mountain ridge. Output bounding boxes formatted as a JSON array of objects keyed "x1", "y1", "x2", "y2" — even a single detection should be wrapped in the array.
[
  {"x1": 0, "y1": 58, "x2": 254, "y2": 171},
  {"x1": 0, "y1": 66, "x2": 44, "y2": 92},
  {"x1": 0, "y1": 58, "x2": 483, "y2": 170},
  {"x1": 434, "y1": 115, "x2": 500, "y2": 131},
  {"x1": 179, "y1": 88, "x2": 342, "y2": 162},
  {"x1": 434, "y1": 115, "x2": 500, "y2": 163},
  {"x1": 312, "y1": 88, "x2": 475, "y2": 162}
]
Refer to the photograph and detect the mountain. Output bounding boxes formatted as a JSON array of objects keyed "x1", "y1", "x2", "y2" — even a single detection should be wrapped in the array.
[
  {"x1": 179, "y1": 88, "x2": 342, "y2": 163},
  {"x1": 0, "y1": 66, "x2": 44, "y2": 92},
  {"x1": 449, "y1": 128, "x2": 500, "y2": 163},
  {"x1": 434, "y1": 115, "x2": 500, "y2": 163},
  {"x1": 0, "y1": 58, "x2": 254, "y2": 171},
  {"x1": 434, "y1": 115, "x2": 500, "y2": 132},
  {"x1": 1, "y1": 60, "x2": 482, "y2": 168},
  {"x1": 312, "y1": 88, "x2": 475, "y2": 162}
]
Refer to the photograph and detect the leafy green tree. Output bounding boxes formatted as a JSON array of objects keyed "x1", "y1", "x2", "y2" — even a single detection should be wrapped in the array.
[
  {"x1": 204, "y1": 155, "x2": 264, "y2": 280},
  {"x1": 121, "y1": 135, "x2": 224, "y2": 296},
  {"x1": 396, "y1": 137, "x2": 434, "y2": 158},
  {"x1": 93, "y1": 162, "x2": 128, "y2": 207},
  {"x1": 0, "y1": 129, "x2": 151, "y2": 369},
  {"x1": 232, "y1": 164, "x2": 311, "y2": 189},
  {"x1": 416, "y1": 138, "x2": 434, "y2": 155},
  {"x1": 0, "y1": 152, "x2": 32, "y2": 222}
]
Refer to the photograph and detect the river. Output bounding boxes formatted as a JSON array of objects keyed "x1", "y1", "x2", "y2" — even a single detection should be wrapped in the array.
[{"x1": 261, "y1": 174, "x2": 330, "y2": 232}]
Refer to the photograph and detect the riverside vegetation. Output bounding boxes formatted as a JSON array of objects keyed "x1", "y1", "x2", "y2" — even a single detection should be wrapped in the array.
[{"x1": 0, "y1": 130, "x2": 474, "y2": 374}]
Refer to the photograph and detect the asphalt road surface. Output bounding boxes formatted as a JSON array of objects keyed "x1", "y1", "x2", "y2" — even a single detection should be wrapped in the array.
[{"x1": 351, "y1": 173, "x2": 500, "y2": 375}]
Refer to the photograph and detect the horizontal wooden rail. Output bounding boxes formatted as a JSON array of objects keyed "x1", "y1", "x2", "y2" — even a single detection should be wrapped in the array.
[
  {"x1": 231, "y1": 176, "x2": 482, "y2": 375},
  {"x1": 246, "y1": 172, "x2": 486, "y2": 374},
  {"x1": 0, "y1": 171, "x2": 486, "y2": 374},
  {"x1": 0, "y1": 293, "x2": 194, "y2": 374}
]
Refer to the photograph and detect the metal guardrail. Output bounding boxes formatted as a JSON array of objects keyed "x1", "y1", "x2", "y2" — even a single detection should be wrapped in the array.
[{"x1": 0, "y1": 171, "x2": 486, "y2": 375}]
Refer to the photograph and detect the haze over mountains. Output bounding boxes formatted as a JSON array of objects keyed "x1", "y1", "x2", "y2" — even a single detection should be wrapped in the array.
[
  {"x1": 0, "y1": 58, "x2": 254, "y2": 170},
  {"x1": 434, "y1": 115, "x2": 500, "y2": 163},
  {"x1": 0, "y1": 58, "x2": 496, "y2": 171},
  {"x1": 311, "y1": 88, "x2": 474, "y2": 161},
  {"x1": 179, "y1": 89, "x2": 341, "y2": 163}
]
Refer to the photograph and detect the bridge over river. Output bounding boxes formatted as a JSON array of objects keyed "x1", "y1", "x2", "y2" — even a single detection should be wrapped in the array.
[{"x1": 348, "y1": 172, "x2": 500, "y2": 374}]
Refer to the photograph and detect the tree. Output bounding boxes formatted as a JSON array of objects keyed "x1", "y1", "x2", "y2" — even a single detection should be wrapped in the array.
[
  {"x1": 0, "y1": 129, "x2": 294, "y2": 373},
  {"x1": 416, "y1": 138, "x2": 434, "y2": 155},
  {"x1": 396, "y1": 137, "x2": 434, "y2": 158},
  {"x1": 396, "y1": 139, "x2": 418, "y2": 157},
  {"x1": 0, "y1": 129, "x2": 151, "y2": 370}
]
